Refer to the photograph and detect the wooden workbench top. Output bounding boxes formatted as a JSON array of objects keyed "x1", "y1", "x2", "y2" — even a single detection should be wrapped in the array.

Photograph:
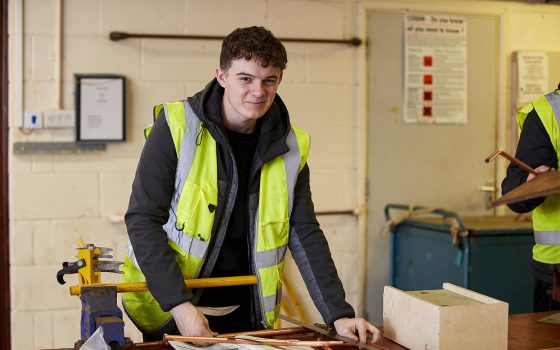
[{"x1": 45, "y1": 311, "x2": 560, "y2": 350}]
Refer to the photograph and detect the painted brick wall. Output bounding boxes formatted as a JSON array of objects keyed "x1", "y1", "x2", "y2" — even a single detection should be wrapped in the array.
[
  {"x1": 9, "y1": 0, "x2": 560, "y2": 349},
  {"x1": 8, "y1": 0, "x2": 359, "y2": 348}
]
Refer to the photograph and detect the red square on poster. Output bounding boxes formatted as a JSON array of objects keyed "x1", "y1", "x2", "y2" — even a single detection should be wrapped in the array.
[
  {"x1": 423, "y1": 56, "x2": 433, "y2": 67},
  {"x1": 423, "y1": 74, "x2": 433, "y2": 85},
  {"x1": 423, "y1": 106, "x2": 432, "y2": 117},
  {"x1": 423, "y1": 90, "x2": 433, "y2": 101}
]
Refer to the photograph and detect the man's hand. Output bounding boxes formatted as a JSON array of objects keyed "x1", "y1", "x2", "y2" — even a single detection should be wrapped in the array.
[
  {"x1": 333, "y1": 317, "x2": 381, "y2": 344},
  {"x1": 171, "y1": 302, "x2": 217, "y2": 344},
  {"x1": 527, "y1": 165, "x2": 554, "y2": 181}
]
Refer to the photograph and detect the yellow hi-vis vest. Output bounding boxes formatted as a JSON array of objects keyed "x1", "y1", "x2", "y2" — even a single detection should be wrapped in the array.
[
  {"x1": 121, "y1": 100, "x2": 310, "y2": 334},
  {"x1": 516, "y1": 88, "x2": 560, "y2": 264}
]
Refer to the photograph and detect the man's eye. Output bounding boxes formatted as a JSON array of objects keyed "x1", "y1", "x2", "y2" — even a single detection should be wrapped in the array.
[
  {"x1": 240, "y1": 77, "x2": 251, "y2": 82},
  {"x1": 265, "y1": 79, "x2": 277, "y2": 85}
]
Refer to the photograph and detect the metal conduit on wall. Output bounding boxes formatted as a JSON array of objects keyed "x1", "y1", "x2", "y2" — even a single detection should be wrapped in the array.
[
  {"x1": 316, "y1": 210, "x2": 356, "y2": 216},
  {"x1": 109, "y1": 31, "x2": 363, "y2": 46}
]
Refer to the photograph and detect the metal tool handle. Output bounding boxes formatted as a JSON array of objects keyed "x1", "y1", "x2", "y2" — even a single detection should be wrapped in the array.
[
  {"x1": 69, "y1": 275, "x2": 258, "y2": 296},
  {"x1": 383, "y1": 203, "x2": 466, "y2": 232},
  {"x1": 56, "y1": 259, "x2": 86, "y2": 285}
]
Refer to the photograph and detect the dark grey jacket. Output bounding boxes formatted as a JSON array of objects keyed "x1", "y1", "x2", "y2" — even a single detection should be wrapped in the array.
[{"x1": 125, "y1": 78, "x2": 354, "y2": 328}]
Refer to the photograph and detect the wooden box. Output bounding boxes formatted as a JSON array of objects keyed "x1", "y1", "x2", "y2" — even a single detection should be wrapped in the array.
[{"x1": 383, "y1": 283, "x2": 508, "y2": 350}]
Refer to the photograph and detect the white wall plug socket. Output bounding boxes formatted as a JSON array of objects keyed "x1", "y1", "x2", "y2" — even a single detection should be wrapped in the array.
[
  {"x1": 23, "y1": 111, "x2": 44, "y2": 129},
  {"x1": 44, "y1": 109, "x2": 76, "y2": 128}
]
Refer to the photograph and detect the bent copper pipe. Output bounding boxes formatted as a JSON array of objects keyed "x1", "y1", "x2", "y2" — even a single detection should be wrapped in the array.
[{"x1": 485, "y1": 150, "x2": 538, "y2": 176}]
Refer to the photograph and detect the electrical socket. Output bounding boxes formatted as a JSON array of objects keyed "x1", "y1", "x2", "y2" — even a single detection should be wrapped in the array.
[
  {"x1": 44, "y1": 109, "x2": 75, "y2": 128},
  {"x1": 23, "y1": 111, "x2": 43, "y2": 129}
]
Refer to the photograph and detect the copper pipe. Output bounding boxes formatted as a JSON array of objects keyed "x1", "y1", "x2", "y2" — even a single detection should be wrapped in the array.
[
  {"x1": 163, "y1": 334, "x2": 345, "y2": 347},
  {"x1": 485, "y1": 150, "x2": 537, "y2": 175},
  {"x1": 219, "y1": 327, "x2": 307, "y2": 338},
  {"x1": 109, "y1": 31, "x2": 362, "y2": 46},
  {"x1": 133, "y1": 341, "x2": 168, "y2": 349}
]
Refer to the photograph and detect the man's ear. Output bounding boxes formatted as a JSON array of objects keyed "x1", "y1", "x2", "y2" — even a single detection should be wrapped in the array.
[
  {"x1": 216, "y1": 68, "x2": 227, "y2": 87},
  {"x1": 278, "y1": 71, "x2": 283, "y2": 84}
]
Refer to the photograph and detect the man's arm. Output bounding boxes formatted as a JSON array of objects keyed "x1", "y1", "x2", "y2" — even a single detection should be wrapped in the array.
[
  {"x1": 501, "y1": 110, "x2": 557, "y2": 213},
  {"x1": 288, "y1": 164, "x2": 380, "y2": 343},
  {"x1": 288, "y1": 164, "x2": 354, "y2": 324}
]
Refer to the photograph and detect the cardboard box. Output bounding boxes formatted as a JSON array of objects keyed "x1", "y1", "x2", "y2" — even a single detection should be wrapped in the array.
[{"x1": 383, "y1": 283, "x2": 508, "y2": 350}]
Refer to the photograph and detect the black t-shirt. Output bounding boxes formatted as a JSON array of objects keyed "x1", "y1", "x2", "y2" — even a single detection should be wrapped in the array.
[{"x1": 197, "y1": 125, "x2": 259, "y2": 332}]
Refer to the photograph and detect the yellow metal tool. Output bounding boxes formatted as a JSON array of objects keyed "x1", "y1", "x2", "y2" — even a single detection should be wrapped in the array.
[
  {"x1": 57, "y1": 243, "x2": 258, "y2": 295},
  {"x1": 69, "y1": 275, "x2": 258, "y2": 296},
  {"x1": 56, "y1": 243, "x2": 258, "y2": 347},
  {"x1": 57, "y1": 243, "x2": 123, "y2": 288}
]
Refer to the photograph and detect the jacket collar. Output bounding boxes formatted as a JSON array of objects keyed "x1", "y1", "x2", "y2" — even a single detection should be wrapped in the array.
[{"x1": 187, "y1": 78, "x2": 291, "y2": 163}]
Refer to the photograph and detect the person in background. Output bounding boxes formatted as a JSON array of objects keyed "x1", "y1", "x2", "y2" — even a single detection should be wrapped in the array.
[
  {"x1": 502, "y1": 83, "x2": 560, "y2": 312},
  {"x1": 121, "y1": 26, "x2": 380, "y2": 344}
]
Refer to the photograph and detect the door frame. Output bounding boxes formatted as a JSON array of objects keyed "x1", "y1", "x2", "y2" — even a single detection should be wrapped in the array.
[
  {"x1": 1, "y1": 0, "x2": 11, "y2": 348},
  {"x1": 359, "y1": 2, "x2": 505, "y2": 323}
]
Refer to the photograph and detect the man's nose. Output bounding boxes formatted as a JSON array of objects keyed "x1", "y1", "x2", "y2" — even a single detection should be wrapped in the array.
[{"x1": 251, "y1": 83, "x2": 265, "y2": 97}]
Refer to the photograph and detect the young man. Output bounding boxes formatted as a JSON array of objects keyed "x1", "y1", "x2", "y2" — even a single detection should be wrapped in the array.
[
  {"x1": 122, "y1": 26, "x2": 380, "y2": 343},
  {"x1": 501, "y1": 83, "x2": 560, "y2": 312}
]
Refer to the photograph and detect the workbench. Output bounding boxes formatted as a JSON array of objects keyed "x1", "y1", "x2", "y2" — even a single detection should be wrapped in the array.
[
  {"x1": 47, "y1": 312, "x2": 560, "y2": 350},
  {"x1": 375, "y1": 311, "x2": 560, "y2": 350}
]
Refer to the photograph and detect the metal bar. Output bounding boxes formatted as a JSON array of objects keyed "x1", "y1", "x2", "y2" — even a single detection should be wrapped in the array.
[
  {"x1": 315, "y1": 210, "x2": 356, "y2": 216},
  {"x1": 13, "y1": 142, "x2": 106, "y2": 154},
  {"x1": 109, "y1": 31, "x2": 362, "y2": 47},
  {"x1": 163, "y1": 334, "x2": 346, "y2": 347},
  {"x1": 70, "y1": 275, "x2": 257, "y2": 296}
]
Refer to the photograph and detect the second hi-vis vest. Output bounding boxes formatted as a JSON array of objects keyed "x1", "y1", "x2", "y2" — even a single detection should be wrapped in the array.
[
  {"x1": 517, "y1": 88, "x2": 560, "y2": 264},
  {"x1": 121, "y1": 100, "x2": 310, "y2": 334}
]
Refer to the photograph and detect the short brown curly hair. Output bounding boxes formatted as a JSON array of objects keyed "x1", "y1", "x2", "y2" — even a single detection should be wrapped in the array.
[{"x1": 220, "y1": 26, "x2": 287, "y2": 72}]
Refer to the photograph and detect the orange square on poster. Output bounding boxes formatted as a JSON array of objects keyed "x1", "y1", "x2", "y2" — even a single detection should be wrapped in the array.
[
  {"x1": 423, "y1": 74, "x2": 433, "y2": 85},
  {"x1": 423, "y1": 106, "x2": 432, "y2": 117},
  {"x1": 423, "y1": 90, "x2": 433, "y2": 101},
  {"x1": 423, "y1": 56, "x2": 433, "y2": 67}
]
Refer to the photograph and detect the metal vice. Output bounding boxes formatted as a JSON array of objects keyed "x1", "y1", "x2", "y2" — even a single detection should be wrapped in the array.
[
  {"x1": 57, "y1": 243, "x2": 131, "y2": 348},
  {"x1": 57, "y1": 242, "x2": 259, "y2": 348},
  {"x1": 80, "y1": 285, "x2": 125, "y2": 347}
]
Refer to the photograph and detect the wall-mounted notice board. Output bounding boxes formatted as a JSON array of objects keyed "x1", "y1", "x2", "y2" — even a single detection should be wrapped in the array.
[
  {"x1": 75, "y1": 74, "x2": 126, "y2": 142},
  {"x1": 510, "y1": 52, "x2": 560, "y2": 151}
]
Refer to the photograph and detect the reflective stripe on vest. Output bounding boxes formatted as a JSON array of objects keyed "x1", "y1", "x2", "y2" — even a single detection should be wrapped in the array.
[
  {"x1": 254, "y1": 127, "x2": 308, "y2": 327},
  {"x1": 517, "y1": 89, "x2": 560, "y2": 263},
  {"x1": 122, "y1": 100, "x2": 218, "y2": 334},
  {"x1": 122, "y1": 100, "x2": 310, "y2": 333}
]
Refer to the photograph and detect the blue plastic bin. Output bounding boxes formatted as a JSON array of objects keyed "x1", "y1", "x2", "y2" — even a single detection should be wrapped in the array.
[{"x1": 386, "y1": 204, "x2": 535, "y2": 314}]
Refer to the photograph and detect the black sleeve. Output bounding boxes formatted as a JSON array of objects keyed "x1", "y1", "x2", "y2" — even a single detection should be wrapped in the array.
[
  {"x1": 501, "y1": 110, "x2": 557, "y2": 213},
  {"x1": 125, "y1": 111, "x2": 193, "y2": 311},
  {"x1": 288, "y1": 164, "x2": 355, "y2": 326}
]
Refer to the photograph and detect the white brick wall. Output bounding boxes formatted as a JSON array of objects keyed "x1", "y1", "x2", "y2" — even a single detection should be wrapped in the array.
[
  {"x1": 9, "y1": 1, "x2": 362, "y2": 347},
  {"x1": 9, "y1": 0, "x2": 560, "y2": 348}
]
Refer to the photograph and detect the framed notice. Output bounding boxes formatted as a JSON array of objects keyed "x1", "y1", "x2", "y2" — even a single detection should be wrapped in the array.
[
  {"x1": 75, "y1": 74, "x2": 126, "y2": 142},
  {"x1": 515, "y1": 51, "x2": 548, "y2": 106}
]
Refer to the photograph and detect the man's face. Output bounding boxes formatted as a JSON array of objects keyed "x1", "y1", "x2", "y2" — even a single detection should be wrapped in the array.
[{"x1": 216, "y1": 58, "x2": 282, "y2": 133}]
